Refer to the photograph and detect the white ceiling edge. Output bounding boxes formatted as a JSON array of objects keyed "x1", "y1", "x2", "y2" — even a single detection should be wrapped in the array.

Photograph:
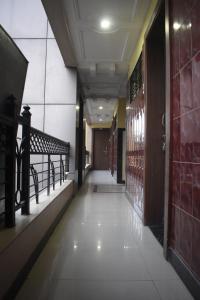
[{"x1": 42, "y1": 0, "x2": 77, "y2": 67}]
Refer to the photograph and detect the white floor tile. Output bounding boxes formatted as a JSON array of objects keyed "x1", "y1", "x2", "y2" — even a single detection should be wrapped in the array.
[
  {"x1": 139, "y1": 248, "x2": 180, "y2": 280},
  {"x1": 46, "y1": 280, "x2": 161, "y2": 300},
  {"x1": 154, "y1": 280, "x2": 194, "y2": 300},
  {"x1": 16, "y1": 171, "x2": 193, "y2": 299}
]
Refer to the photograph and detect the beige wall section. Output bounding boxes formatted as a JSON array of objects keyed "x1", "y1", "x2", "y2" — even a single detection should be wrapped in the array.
[
  {"x1": 91, "y1": 122, "x2": 112, "y2": 129},
  {"x1": 128, "y1": 0, "x2": 158, "y2": 78},
  {"x1": 117, "y1": 98, "x2": 126, "y2": 128}
]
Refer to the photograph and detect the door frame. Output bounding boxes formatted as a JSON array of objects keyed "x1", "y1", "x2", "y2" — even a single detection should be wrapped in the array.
[
  {"x1": 163, "y1": 0, "x2": 171, "y2": 258},
  {"x1": 143, "y1": 0, "x2": 171, "y2": 257},
  {"x1": 92, "y1": 128, "x2": 109, "y2": 170}
]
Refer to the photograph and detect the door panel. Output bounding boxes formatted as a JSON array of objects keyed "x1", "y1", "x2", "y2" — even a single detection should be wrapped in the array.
[
  {"x1": 144, "y1": 2, "x2": 165, "y2": 228},
  {"x1": 93, "y1": 129, "x2": 109, "y2": 170}
]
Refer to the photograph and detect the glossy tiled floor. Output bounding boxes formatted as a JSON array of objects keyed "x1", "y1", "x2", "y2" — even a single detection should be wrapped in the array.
[{"x1": 16, "y1": 171, "x2": 193, "y2": 300}]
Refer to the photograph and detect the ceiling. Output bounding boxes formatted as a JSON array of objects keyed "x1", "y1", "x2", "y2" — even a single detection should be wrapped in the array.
[
  {"x1": 42, "y1": 0, "x2": 151, "y2": 125},
  {"x1": 85, "y1": 98, "x2": 118, "y2": 125}
]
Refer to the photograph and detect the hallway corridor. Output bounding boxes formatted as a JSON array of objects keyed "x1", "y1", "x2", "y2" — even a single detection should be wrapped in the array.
[{"x1": 16, "y1": 172, "x2": 193, "y2": 300}]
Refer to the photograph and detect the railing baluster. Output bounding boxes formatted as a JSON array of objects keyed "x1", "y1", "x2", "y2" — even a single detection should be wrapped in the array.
[
  {"x1": 60, "y1": 156, "x2": 64, "y2": 182},
  {"x1": 60, "y1": 155, "x2": 62, "y2": 186},
  {"x1": 50, "y1": 160, "x2": 55, "y2": 190},
  {"x1": 47, "y1": 154, "x2": 50, "y2": 195},
  {"x1": 65, "y1": 145, "x2": 70, "y2": 176},
  {"x1": 64, "y1": 154, "x2": 67, "y2": 180},
  {"x1": 5, "y1": 96, "x2": 17, "y2": 227},
  {"x1": 62, "y1": 158, "x2": 65, "y2": 182},
  {"x1": 21, "y1": 106, "x2": 31, "y2": 215},
  {"x1": 30, "y1": 165, "x2": 39, "y2": 204},
  {"x1": 15, "y1": 141, "x2": 23, "y2": 206}
]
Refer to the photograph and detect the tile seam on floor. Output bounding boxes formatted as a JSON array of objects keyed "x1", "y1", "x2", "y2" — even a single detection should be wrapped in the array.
[
  {"x1": 29, "y1": 278, "x2": 156, "y2": 282},
  {"x1": 152, "y1": 280, "x2": 163, "y2": 300}
]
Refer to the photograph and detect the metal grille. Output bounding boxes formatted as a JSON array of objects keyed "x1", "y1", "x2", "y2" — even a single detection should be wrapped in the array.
[
  {"x1": 130, "y1": 54, "x2": 143, "y2": 102},
  {"x1": 30, "y1": 127, "x2": 70, "y2": 155}
]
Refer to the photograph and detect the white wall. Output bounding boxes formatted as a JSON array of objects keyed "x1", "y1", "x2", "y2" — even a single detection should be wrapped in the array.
[
  {"x1": 85, "y1": 122, "x2": 92, "y2": 164},
  {"x1": 0, "y1": 0, "x2": 77, "y2": 178}
]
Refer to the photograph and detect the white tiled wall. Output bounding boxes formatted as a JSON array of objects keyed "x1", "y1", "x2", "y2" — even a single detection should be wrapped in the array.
[
  {"x1": 15, "y1": 39, "x2": 46, "y2": 103},
  {"x1": 45, "y1": 39, "x2": 77, "y2": 103},
  {"x1": 44, "y1": 105, "x2": 76, "y2": 142},
  {"x1": 0, "y1": 0, "x2": 47, "y2": 38},
  {"x1": 47, "y1": 22, "x2": 55, "y2": 38},
  {"x1": 24, "y1": 104, "x2": 44, "y2": 131},
  {"x1": 45, "y1": 105, "x2": 76, "y2": 172},
  {"x1": 0, "y1": 0, "x2": 77, "y2": 177}
]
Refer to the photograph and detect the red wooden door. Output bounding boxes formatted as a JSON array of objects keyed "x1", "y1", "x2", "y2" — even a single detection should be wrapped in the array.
[{"x1": 93, "y1": 129, "x2": 109, "y2": 170}]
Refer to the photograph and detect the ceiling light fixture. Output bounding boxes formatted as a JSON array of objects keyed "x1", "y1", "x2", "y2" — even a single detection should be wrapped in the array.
[
  {"x1": 99, "y1": 106, "x2": 103, "y2": 110},
  {"x1": 99, "y1": 118, "x2": 103, "y2": 122},
  {"x1": 100, "y1": 18, "x2": 111, "y2": 30}
]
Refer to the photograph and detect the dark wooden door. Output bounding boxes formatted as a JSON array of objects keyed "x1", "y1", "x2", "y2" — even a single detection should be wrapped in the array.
[
  {"x1": 93, "y1": 129, "x2": 109, "y2": 170},
  {"x1": 144, "y1": 2, "x2": 165, "y2": 228}
]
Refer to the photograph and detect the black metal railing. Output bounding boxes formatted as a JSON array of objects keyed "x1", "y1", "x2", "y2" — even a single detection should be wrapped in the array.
[
  {"x1": 0, "y1": 124, "x2": 6, "y2": 219},
  {"x1": 0, "y1": 96, "x2": 17, "y2": 226},
  {"x1": 0, "y1": 98, "x2": 70, "y2": 227}
]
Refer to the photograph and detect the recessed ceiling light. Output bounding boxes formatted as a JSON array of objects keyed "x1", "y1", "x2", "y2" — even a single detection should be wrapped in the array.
[
  {"x1": 99, "y1": 106, "x2": 103, "y2": 110},
  {"x1": 100, "y1": 18, "x2": 111, "y2": 30}
]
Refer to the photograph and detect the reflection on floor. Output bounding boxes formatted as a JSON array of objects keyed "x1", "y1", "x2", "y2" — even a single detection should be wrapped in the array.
[
  {"x1": 16, "y1": 171, "x2": 193, "y2": 300},
  {"x1": 93, "y1": 184, "x2": 125, "y2": 193}
]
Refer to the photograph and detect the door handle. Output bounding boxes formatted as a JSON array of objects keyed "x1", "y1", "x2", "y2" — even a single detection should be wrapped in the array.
[
  {"x1": 161, "y1": 113, "x2": 165, "y2": 128},
  {"x1": 104, "y1": 146, "x2": 108, "y2": 154},
  {"x1": 161, "y1": 113, "x2": 166, "y2": 152},
  {"x1": 162, "y1": 134, "x2": 166, "y2": 152}
]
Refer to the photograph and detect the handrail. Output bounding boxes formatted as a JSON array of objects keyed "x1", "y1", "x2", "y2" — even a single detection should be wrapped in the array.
[
  {"x1": 0, "y1": 103, "x2": 70, "y2": 227},
  {"x1": 30, "y1": 127, "x2": 69, "y2": 155}
]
